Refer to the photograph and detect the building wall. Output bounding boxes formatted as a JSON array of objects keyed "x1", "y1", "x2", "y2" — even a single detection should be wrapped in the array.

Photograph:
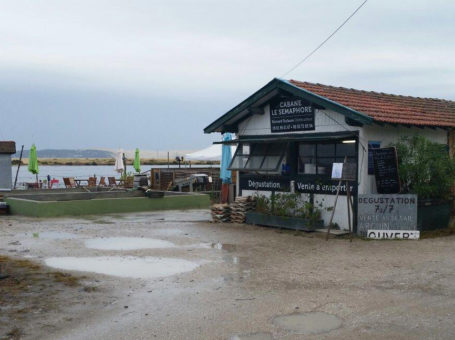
[
  {"x1": 0, "y1": 154, "x2": 13, "y2": 191},
  {"x1": 237, "y1": 106, "x2": 448, "y2": 230},
  {"x1": 359, "y1": 125, "x2": 447, "y2": 195},
  {"x1": 238, "y1": 105, "x2": 360, "y2": 136}
]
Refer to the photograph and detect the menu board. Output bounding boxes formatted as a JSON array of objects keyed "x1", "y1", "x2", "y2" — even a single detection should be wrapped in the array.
[
  {"x1": 270, "y1": 96, "x2": 315, "y2": 133},
  {"x1": 357, "y1": 194, "x2": 417, "y2": 236},
  {"x1": 372, "y1": 147, "x2": 400, "y2": 194}
]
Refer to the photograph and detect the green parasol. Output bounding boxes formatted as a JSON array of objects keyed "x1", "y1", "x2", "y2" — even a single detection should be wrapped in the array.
[
  {"x1": 133, "y1": 148, "x2": 141, "y2": 173},
  {"x1": 28, "y1": 144, "x2": 39, "y2": 182}
]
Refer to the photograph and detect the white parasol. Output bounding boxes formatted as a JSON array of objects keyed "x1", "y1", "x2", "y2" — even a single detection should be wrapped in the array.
[{"x1": 114, "y1": 149, "x2": 125, "y2": 174}]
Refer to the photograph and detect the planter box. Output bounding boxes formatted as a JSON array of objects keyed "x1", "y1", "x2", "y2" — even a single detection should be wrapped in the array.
[
  {"x1": 245, "y1": 211, "x2": 323, "y2": 231},
  {"x1": 417, "y1": 199, "x2": 451, "y2": 231}
]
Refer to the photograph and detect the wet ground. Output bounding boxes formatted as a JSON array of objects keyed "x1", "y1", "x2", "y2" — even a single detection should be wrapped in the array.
[{"x1": 1, "y1": 210, "x2": 455, "y2": 339}]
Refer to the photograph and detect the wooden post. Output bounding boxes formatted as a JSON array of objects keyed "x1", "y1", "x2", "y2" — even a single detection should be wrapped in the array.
[
  {"x1": 448, "y1": 129, "x2": 455, "y2": 214},
  {"x1": 13, "y1": 145, "x2": 24, "y2": 189},
  {"x1": 271, "y1": 191, "x2": 275, "y2": 215},
  {"x1": 326, "y1": 180, "x2": 342, "y2": 240}
]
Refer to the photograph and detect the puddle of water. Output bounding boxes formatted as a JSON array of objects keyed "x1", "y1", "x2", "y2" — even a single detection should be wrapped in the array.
[
  {"x1": 45, "y1": 256, "x2": 200, "y2": 279},
  {"x1": 29, "y1": 231, "x2": 80, "y2": 240},
  {"x1": 211, "y1": 242, "x2": 237, "y2": 252},
  {"x1": 231, "y1": 332, "x2": 273, "y2": 340},
  {"x1": 85, "y1": 237, "x2": 175, "y2": 250},
  {"x1": 272, "y1": 312, "x2": 342, "y2": 334},
  {"x1": 107, "y1": 210, "x2": 211, "y2": 223},
  {"x1": 152, "y1": 228, "x2": 184, "y2": 236}
]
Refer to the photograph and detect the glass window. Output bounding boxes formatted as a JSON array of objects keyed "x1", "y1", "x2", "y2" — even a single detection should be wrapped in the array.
[
  {"x1": 336, "y1": 143, "x2": 355, "y2": 157},
  {"x1": 229, "y1": 142, "x2": 286, "y2": 171},
  {"x1": 317, "y1": 144, "x2": 335, "y2": 157},
  {"x1": 368, "y1": 141, "x2": 381, "y2": 174},
  {"x1": 298, "y1": 140, "x2": 357, "y2": 176},
  {"x1": 299, "y1": 144, "x2": 315, "y2": 157}
]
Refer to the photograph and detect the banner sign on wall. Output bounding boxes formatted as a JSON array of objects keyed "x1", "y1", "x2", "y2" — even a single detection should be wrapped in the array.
[
  {"x1": 295, "y1": 177, "x2": 357, "y2": 195},
  {"x1": 357, "y1": 194, "x2": 417, "y2": 236},
  {"x1": 239, "y1": 175, "x2": 290, "y2": 192},
  {"x1": 270, "y1": 96, "x2": 315, "y2": 133}
]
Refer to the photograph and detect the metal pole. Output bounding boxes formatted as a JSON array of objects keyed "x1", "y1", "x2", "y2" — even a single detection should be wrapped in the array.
[
  {"x1": 346, "y1": 181, "x2": 353, "y2": 242},
  {"x1": 13, "y1": 145, "x2": 24, "y2": 189},
  {"x1": 122, "y1": 153, "x2": 127, "y2": 177}
]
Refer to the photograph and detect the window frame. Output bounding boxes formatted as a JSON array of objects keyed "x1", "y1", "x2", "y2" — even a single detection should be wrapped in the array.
[
  {"x1": 297, "y1": 141, "x2": 356, "y2": 177},
  {"x1": 228, "y1": 142, "x2": 287, "y2": 172}
]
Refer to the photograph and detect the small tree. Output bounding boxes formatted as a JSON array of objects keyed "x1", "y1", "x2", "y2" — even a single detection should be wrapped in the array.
[{"x1": 392, "y1": 135, "x2": 455, "y2": 200}]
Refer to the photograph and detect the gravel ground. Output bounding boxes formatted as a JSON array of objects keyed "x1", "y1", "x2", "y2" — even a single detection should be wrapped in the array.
[{"x1": 1, "y1": 210, "x2": 455, "y2": 339}]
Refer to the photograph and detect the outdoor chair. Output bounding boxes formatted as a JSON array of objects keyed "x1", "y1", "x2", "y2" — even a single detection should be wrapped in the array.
[
  {"x1": 99, "y1": 177, "x2": 107, "y2": 186},
  {"x1": 108, "y1": 177, "x2": 117, "y2": 187},
  {"x1": 49, "y1": 179, "x2": 59, "y2": 189},
  {"x1": 124, "y1": 177, "x2": 134, "y2": 188},
  {"x1": 88, "y1": 177, "x2": 97, "y2": 187},
  {"x1": 63, "y1": 177, "x2": 77, "y2": 188}
]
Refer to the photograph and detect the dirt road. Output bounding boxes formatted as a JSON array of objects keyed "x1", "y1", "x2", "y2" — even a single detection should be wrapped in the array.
[{"x1": 1, "y1": 210, "x2": 455, "y2": 339}]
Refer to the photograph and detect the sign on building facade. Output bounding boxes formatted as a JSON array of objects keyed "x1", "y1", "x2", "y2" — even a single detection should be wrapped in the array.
[
  {"x1": 239, "y1": 175, "x2": 290, "y2": 192},
  {"x1": 357, "y1": 194, "x2": 417, "y2": 236},
  {"x1": 295, "y1": 177, "x2": 356, "y2": 195},
  {"x1": 367, "y1": 230, "x2": 420, "y2": 239},
  {"x1": 269, "y1": 96, "x2": 315, "y2": 133}
]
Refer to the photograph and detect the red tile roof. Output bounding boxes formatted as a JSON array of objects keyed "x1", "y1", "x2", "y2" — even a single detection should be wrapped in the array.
[{"x1": 290, "y1": 80, "x2": 455, "y2": 128}]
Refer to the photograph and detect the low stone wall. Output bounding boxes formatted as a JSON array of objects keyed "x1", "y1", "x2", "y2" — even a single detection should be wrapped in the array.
[
  {"x1": 6, "y1": 193, "x2": 210, "y2": 217},
  {"x1": 9, "y1": 190, "x2": 145, "y2": 201}
]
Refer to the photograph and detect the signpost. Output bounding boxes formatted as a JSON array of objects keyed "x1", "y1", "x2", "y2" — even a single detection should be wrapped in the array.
[
  {"x1": 270, "y1": 96, "x2": 315, "y2": 133},
  {"x1": 372, "y1": 147, "x2": 400, "y2": 194},
  {"x1": 357, "y1": 194, "x2": 417, "y2": 236}
]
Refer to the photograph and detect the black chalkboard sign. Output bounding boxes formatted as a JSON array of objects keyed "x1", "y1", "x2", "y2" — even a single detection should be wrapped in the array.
[{"x1": 372, "y1": 147, "x2": 401, "y2": 194}]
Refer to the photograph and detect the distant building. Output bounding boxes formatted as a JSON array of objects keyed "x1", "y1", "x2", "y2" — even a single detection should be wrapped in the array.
[{"x1": 0, "y1": 141, "x2": 16, "y2": 191}]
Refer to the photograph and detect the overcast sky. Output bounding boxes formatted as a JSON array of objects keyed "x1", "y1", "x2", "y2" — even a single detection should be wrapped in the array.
[{"x1": 0, "y1": 0, "x2": 453, "y2": 150}]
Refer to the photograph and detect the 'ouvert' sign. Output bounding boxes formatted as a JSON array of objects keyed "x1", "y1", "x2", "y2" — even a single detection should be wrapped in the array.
[{"x1": 357, "y1": 194, "x2": 417, "y2": 236}]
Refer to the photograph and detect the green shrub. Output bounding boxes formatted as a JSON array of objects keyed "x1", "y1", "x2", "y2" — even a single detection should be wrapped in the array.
[
  {"x1": 253, "y1": 192, "x2": 324, "y2": 226},
  {"x1": 391, "y1": 135, "x2": 455, "y2": 200}
]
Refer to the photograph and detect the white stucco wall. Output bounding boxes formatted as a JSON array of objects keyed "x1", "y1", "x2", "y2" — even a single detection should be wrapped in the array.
[
  {"x1": 236, "y1": 105, "x2": 448, "y2": 231},
  {"x1": 358, "y1": 125, "x2": 447, "y2": 196}
]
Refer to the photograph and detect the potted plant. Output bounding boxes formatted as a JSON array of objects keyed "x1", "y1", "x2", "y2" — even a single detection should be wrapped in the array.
[
  {"x1": 245, "y1": 193, "x2": 324, "y2": 231},
  {"x1": 120, "y1": 171, "x2": 135, "y2": 188},
  {"x1": 392, "y1": 135, "x2": 455, "y2": 230}
]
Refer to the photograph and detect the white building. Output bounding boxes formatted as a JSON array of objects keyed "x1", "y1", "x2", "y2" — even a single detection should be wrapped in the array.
[
  {"x1": 204, "y1": 79, "x2": 455, "y2": 232},
  {"x1": 0, "y1": 141, "x2": 16, "y2": 191}
]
